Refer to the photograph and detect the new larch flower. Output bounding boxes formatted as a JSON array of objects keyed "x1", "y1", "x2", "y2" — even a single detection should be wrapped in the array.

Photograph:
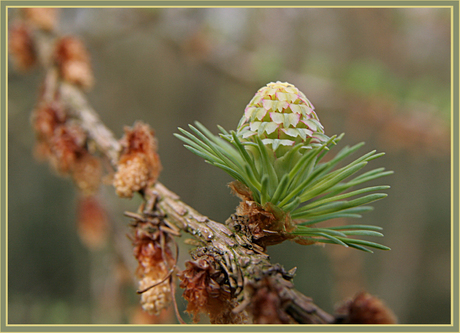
[
  {"x1": 237, "y1": 81, "x2": 328, "y2": 157},
  {"x1": 176, "y1": 81, "x2": 392, "y2": 252}
]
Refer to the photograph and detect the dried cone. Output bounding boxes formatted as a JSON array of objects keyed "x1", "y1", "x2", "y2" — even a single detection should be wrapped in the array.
[
  {"x1": 8, "y1": 23, "x2": 36, "y2": 71},
  {"x1": 22, "y1": 8, "x2": 58, "y2": 31},
  {"x1": 178, "y1": 256, "x2": 247, "y2": 324},
  {"x1": 237, "y1": 81, "x2": 329, "y2": 158},
  {"x1": 335, "y1": 292, "x2": 397, "y2": 324},
  {"x1": 54, "y1": 36, "x2": 94, "y2": 89},
  {"x1": 133, "y1": 229, "x2": 173, "y2": 315},
  {"x1": 114, "y1": 122, "x2": 161, "y2": 198}
]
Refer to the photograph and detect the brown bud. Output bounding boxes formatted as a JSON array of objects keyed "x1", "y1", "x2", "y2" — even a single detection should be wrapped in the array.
[
  {"x1": 22, "y1": 8, "x2": 58, "y2": 31},
  {"x1": 55, "y1": 36, "x2": 93, "y2": 89},
  {"x1": 8, "y1": 23, "x2": 36, "y2": 71},
  {"x1": 32, "y1": 101, "x2": 66, "y2": 141},
  {"x1": 48, "y1": 124, "x2": 86, "y2": 174},
  {"x1": 32, "y1": 101, "x2": 64, "y2": 162},
  {"x1": 76, "y1": 195, "x2": 108, "y2": 250},
  {"x1": 114, "y1": 122, "x2": 161, "y2": 198},
  {"x1": 335, "y1": 291, "x2": 397, "y2": 324}
]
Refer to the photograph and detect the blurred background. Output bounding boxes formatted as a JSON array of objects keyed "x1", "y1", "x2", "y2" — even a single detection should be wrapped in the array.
[{"x1": 8, "y1": 7, "x2": 451, "y2": 324}]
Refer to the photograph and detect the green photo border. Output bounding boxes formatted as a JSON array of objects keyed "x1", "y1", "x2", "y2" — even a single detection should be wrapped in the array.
[{"x1": 0, "y1": 1, "x2": 458, "y2": 332}]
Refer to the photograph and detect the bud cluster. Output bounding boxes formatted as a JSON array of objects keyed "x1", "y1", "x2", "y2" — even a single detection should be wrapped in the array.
[
  {"x1": 113, "y1": 122, "x2": 161, "y2": 198},
  {"x1": 9, "y1": 9, "x2": 94, "y2": 90},
  {"x1": 8, "y1": 8, "x2": 58, "y2": 71},
  {"x1": 12, "y1": 8, "x2": 102, "y2": 195},
  {"x1": 32, "y1": 101, "x2": 102, "y2": 195},
  {"x1": 54, "y1": 36, "x2": 94, "y2": 89}
]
